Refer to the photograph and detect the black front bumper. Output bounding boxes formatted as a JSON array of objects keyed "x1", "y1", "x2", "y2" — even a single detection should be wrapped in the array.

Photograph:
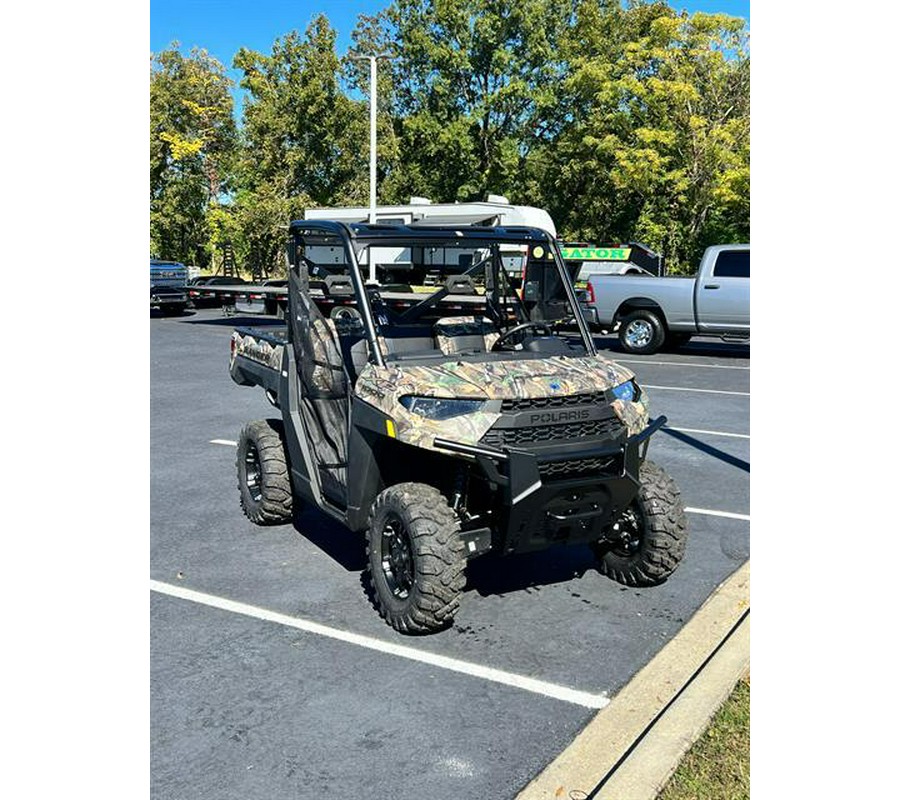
[{"x1": 435, "y1": 416, "x2": 665, "y2": 555}]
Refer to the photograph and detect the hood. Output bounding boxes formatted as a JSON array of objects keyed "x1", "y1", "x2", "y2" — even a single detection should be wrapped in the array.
[
  {"x1": 355, "y1": 354, "x2": 645, "y2": 451},
  {"x1": 357, "y1": 354, "x2": 635, "y2": 403}
]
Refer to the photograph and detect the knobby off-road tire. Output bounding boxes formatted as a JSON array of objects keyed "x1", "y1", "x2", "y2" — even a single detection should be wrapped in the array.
[
  {"x1": 236, "y1": 419, "x2": 294, "y2": 525},
  {"x1": 593, "y1": 459, "x2": 688, "y2": 586},
  {"x1": 618, "y1": 310, "x2": 666, "y2": 355},
  {"x1": 366, "y1": 483, "x2": 466, "y2": 634}
]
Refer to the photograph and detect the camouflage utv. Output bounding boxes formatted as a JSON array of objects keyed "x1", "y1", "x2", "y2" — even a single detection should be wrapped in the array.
[{"x1": 230, "y1": 221, "x2": 688, "y2": 634}]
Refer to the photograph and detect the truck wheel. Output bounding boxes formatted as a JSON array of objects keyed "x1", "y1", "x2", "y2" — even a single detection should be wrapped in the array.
[
  {"x1": 366, "y1": 483, "x2": 466, "y2": 634},
  {"x1": 593, "y1": 460, "x2": 688, "y2": 586},
  {"x1": 619, "y1": 310, "x2": 666, "y2": 355},
  {"x1": 236, "y1": 419, "x2": 294, "y2": 525}
]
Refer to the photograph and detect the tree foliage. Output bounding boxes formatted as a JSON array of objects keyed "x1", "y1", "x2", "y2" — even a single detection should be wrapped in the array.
[
  {"x1": 150, "y1": 45, "x2": 236, "y2": 267},
  {"x1": 150, "y1": 1, "x2": 749, "y2": 274},
  {"x1": 374, "y1": 0, "x2": 575, "y2": 202},
  {"x1": 547, "y1": 1, "x2": 750, "y2": 270},
  {"x1": 220, "y1": 16, "x2": 372, "y2": 276}
]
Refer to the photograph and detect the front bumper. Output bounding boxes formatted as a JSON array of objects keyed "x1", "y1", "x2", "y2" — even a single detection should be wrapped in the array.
[
  {"x1": 150, "y1": 290, "x2": 187, "y2": 308},
  {"x1": 435, "y1": 416, "x2": 665, "y2": 554}
]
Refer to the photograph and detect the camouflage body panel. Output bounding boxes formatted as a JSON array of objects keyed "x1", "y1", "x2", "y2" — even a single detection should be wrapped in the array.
[
  {"x1": 612, "y1": 395, "x2": 649, "y2": 437},
  {"x1": 433, "y1": 316, "x2": 501, "y2": 354},
  {"x1": 231, "y1": 331, "x2": 284, "y2": 372},
  {"x1": 355, "y1": 354, "x2": 649, "y2": 450},
  {"x1": 309, "y1": 317, "x2": 345, "y2": 393}
]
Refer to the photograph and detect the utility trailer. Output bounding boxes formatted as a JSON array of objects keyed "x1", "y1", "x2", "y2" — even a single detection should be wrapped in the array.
[{"x1": 196, "y1": 197, "x2": 556, "y2": 317}]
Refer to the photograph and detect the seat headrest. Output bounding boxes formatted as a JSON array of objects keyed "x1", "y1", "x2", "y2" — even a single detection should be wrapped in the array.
[
  {"x1": 444, "y1": 274, "x2": 477, "y2": 295},
  {"x1": 324, "y1": 274, "x2": 354, "y2": 296}
]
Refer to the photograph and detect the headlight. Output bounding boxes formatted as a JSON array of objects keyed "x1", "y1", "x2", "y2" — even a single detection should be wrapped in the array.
[
  {"x1": 399, "y1": 396, "x2": 487, "y2": 420},
  {"x1": 611, "y1": 380, "x2": 641, "y2": 403}
]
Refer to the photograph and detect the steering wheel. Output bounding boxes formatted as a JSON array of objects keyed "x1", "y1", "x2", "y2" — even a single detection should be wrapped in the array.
[
  {"x1": 492, "y1": 321, "x2": 555, "y2": 351},
  {"x1": 330, "y1": 305, "x2": 362, "y2": 323}
]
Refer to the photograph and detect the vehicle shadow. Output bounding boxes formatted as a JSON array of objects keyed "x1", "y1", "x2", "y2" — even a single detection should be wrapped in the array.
[
  {"x1": 593, "y1": 335, "x2": 751, "y2": 360},
  {"x1": 292, "y1": 504, "x2": 602, "y2": 599},
  {"x1": 178, "y1": 314, "x2": 285, "y2": 328},
  {"x1": 292, "y1": 506, "x2": 367, "y2": 572},
  {"x1": 150, "y1": 308, "x2": 197, "y2": 319},
  {"x1": 465, "y1": 545, "x2": 599, "y2": 597},
  {"x1": 661, "y1": 427, "x2": 750, "y2": 472}
]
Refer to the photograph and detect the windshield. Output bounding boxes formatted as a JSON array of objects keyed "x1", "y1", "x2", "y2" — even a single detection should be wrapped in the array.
[
  {"x1": 290, "y1": 227, "x2": 595, "y2": 367},
  {"x1": 352, "y1": 237, "x2": 593, "y2": 360}
]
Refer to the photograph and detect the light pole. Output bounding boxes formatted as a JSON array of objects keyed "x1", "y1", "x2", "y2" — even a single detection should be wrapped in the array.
[{"x1": 350, "y1": 53, "x2": 393, "y2": 282}]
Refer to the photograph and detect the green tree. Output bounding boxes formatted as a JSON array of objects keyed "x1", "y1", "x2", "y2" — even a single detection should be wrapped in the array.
[
  {"x1": 227, "y1": 15, "x2": 372, "y2": 275},
  {"x1": 547, "y1": 1, "x2": 749, "y2": 270},
  {"x1": 373, "y1": 0, "x2": 575, "y2": 202},
  {"x1": 150, "y1": 45, "x2": 236, "y2": 266},
  {"x1": 234, "y1": 16, "x2": 369, "y2": 205}
]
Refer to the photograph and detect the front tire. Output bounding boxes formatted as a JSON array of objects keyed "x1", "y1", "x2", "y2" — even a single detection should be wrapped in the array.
[
  {"x1": 618, "y1": 310, "x2": 666, "y2": 355},
  {"x1": 236, "y1": 419, "x2": 294, "y2": 525},
  {"x1": 366, "y1": 483, "x2": 466, "y2": 634},
  {"x1": 593, "y1": 460, "x2": 688, "y2": 586}
]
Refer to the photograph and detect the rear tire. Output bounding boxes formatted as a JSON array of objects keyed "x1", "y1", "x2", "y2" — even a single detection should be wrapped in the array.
[
  {"x1": 618, "y1": 310, "x2": 666, "y2": 355},
  {"x1": 366, "y1": 483, "x2": 466, "y2": 634},
  {"x1": 593, "y1": 460, "x2": 688, "y2": 586},
  {"x1": 236, "y1": 419, "x2": 294, "y2": 525}
]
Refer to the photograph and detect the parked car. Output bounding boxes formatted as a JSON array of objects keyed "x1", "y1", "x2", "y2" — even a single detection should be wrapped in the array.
[{"x1": 588, "y1": 244, "x2": 749, "y2": 354}]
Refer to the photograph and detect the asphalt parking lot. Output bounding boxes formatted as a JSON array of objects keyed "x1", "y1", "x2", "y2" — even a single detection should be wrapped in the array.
[{"x1": 150, "y1": 309, "x2": 749, "y2": 799}]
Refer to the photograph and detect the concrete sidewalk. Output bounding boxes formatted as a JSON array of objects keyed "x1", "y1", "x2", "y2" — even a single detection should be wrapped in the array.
[{"x1": 517, "y1": 562, "x2": 750, "y2": 800}]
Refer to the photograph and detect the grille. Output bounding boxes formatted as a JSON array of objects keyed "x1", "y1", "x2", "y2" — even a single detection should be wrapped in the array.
[
  {"x1": 538, "y1": 455, "x2": 620, "y2": 479},
  {"x1": 481, "y1": 415, "x2": 625, "y2": 447},
  {"x1": 500, "y1": 391, "x2": 607, "y2": 412}
]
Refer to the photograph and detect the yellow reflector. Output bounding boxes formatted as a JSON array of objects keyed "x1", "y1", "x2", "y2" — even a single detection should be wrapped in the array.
[
  {"x1": 533, "y1": 245, "x2": 545, "y2": 259},
  {"x1": 385, "y1": 419, "x2": 396, "y2": 438}
]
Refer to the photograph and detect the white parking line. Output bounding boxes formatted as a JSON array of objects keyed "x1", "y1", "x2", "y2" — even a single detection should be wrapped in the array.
[
  {"x1": 665, "y1": 426, "x2": 750, "y2": 440},
  {"x1": 644, "y1": 385, "x2": 749, "y2": 397},
  {"x1": 150, "y1": 580, "x2": 610, "y2": 709},
  {"x1": 617, "y1": 359, "x2": 750, "y2": 371},
  {"x1": 210, "y1": 439, "x2": 238, "y2": 446},
  {"x1": 686, "y1": 507, "x2": 750, "y2": 521}
]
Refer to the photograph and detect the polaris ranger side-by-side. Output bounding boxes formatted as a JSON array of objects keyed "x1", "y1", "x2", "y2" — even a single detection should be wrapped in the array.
[{"x1": 230, "y1": 222, "x2": 688, "y2": 634}]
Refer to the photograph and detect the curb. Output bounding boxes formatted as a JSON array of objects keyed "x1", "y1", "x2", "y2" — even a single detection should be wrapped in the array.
[{"x1": 516, "y1": 561, "x2": 750, "y2": 800}]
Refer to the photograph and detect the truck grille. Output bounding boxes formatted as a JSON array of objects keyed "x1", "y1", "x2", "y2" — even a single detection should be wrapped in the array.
[
  {"x1": 481, "y1": 416, "x2": 625, "y2": 447},
  {"x1": 500, "y1": 391, "x2": 607, "y2": 411},
  {"x1": 538, "y1": 455, "x2": 620, "y2": 479}
]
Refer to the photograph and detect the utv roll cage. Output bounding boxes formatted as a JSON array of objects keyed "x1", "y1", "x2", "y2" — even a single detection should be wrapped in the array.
[{"x1": 286, "y1": 221, "x2": 598, "y2": 361}]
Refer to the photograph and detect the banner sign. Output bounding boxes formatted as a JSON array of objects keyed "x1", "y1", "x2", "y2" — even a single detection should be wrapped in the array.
[{"x1": 560, "y1": 247, "x2": 632, "y2": 261}]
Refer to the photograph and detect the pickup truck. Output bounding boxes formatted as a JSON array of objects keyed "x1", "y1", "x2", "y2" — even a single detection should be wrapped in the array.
[
  {"x1": 588, "y1": 244, "x2": 750, "y2": 354},
  {"x1": 150, "y1": 259, "x2": 188, "y2": 315}
]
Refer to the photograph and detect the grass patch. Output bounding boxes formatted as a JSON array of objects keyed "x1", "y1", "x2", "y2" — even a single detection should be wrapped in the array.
[{"x1": 658, "y1": 674, "x2": 749, "y2": 800}]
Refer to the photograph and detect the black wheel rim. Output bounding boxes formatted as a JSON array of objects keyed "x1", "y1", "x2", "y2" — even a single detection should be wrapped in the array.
[
  {"x1": 244, "y1": 441, "x2": 263, "y2": 503},
  {"x1": 610, "y1": 503, "x2": 645, "y2": 557},
  {"x1": 381, "y1": 514, "x2": 414, "y2": 599}
]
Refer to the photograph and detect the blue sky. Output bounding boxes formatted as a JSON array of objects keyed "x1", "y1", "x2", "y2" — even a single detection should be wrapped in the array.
[{"x1": 151, "y1": 0, "x2": 750, "y2": 114}]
